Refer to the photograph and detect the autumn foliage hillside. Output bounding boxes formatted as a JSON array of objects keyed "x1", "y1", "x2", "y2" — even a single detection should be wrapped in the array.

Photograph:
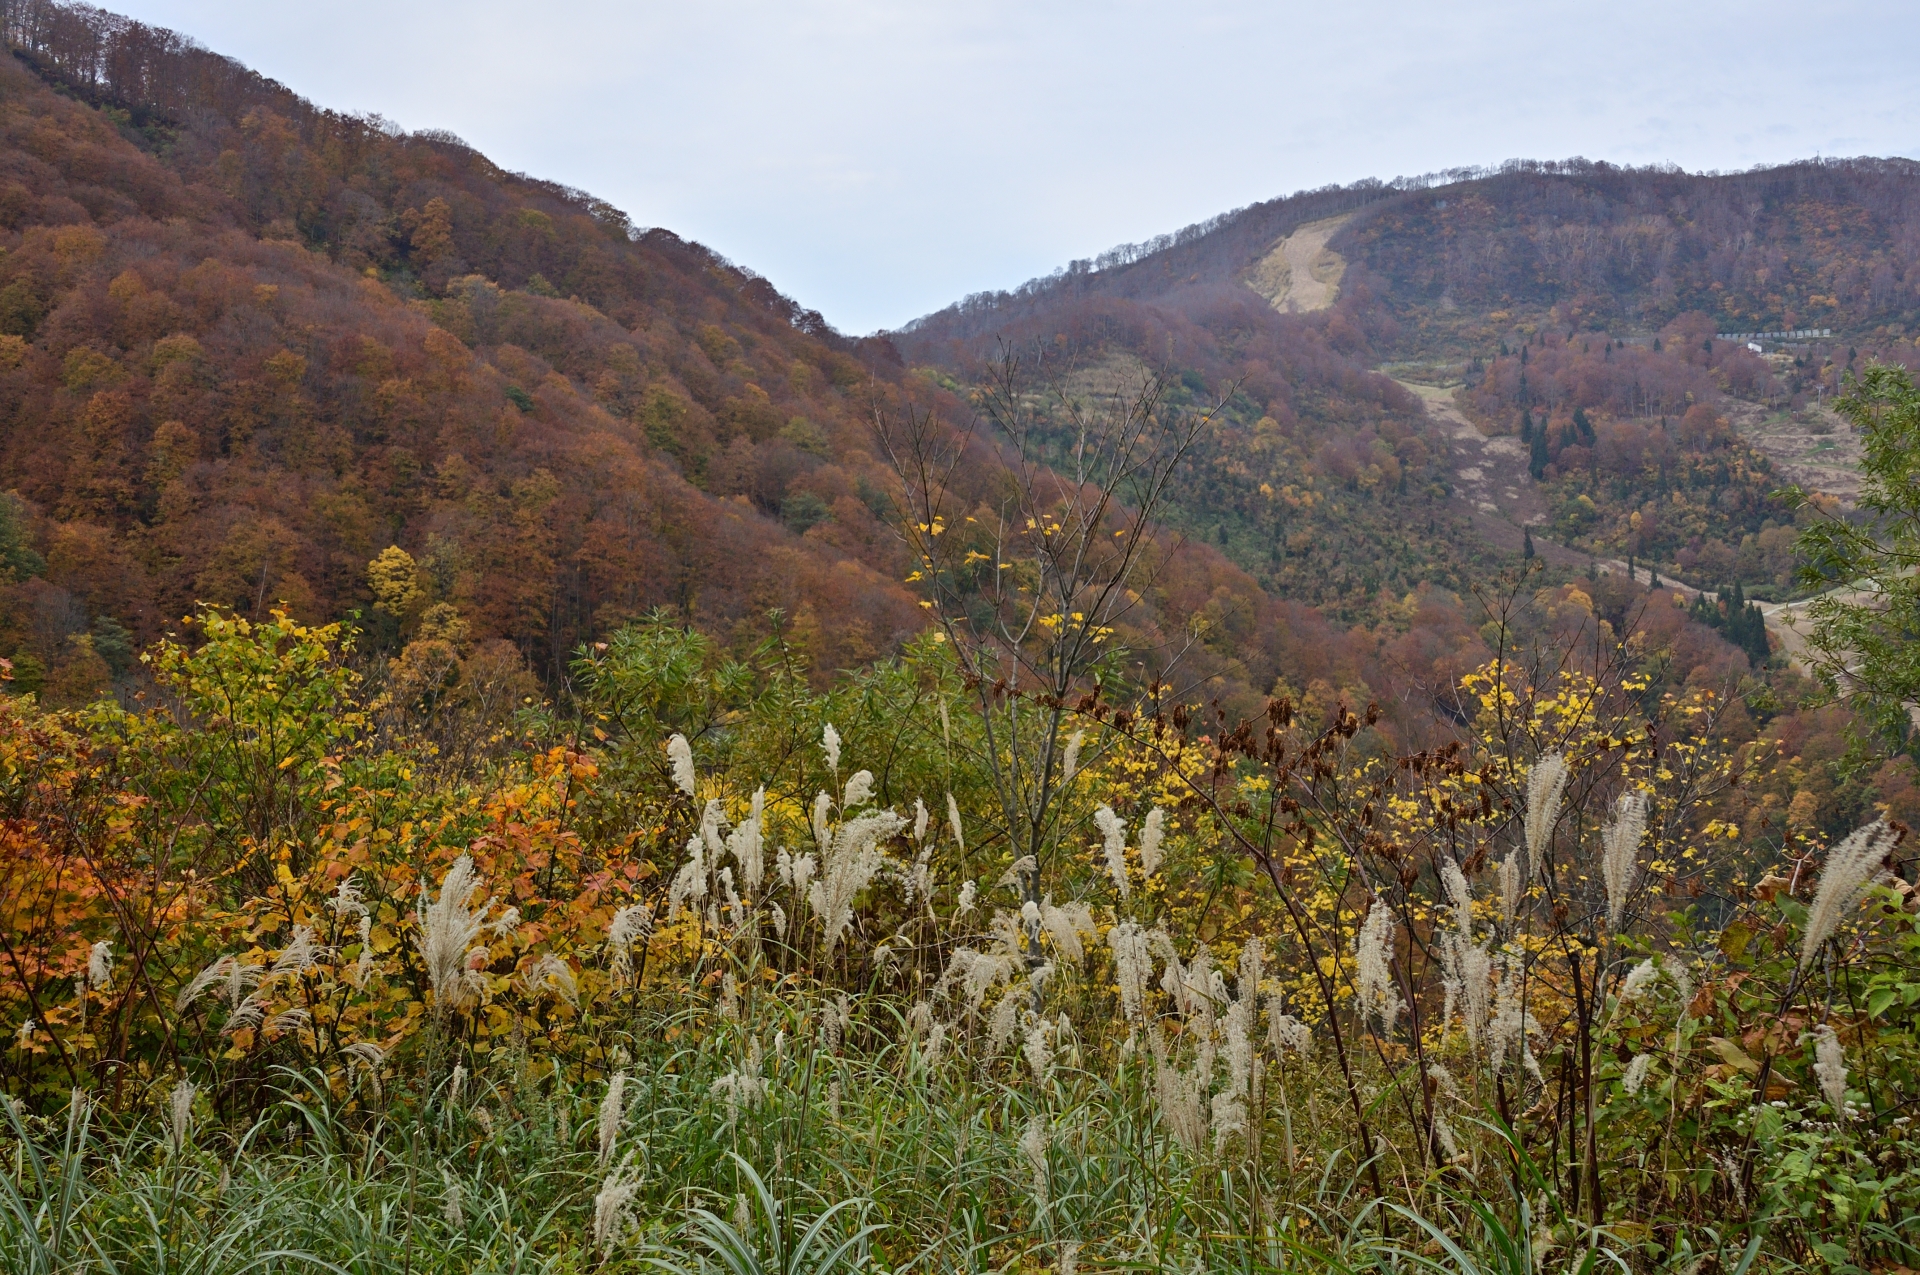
[{"x1": 0, "y1": 7, "x2": 951, "y2": 696}]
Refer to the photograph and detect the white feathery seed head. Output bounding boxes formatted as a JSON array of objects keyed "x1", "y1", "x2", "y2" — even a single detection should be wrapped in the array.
[
  {"x1": 1498, "y1": 853, "x2": 1523, "y2": 928},
  {"x1": 597, "y1": 1071, "x2": 627, "y2": 1170},
  {"x1": 1094, "y1": 805, "x2": 1129, "y2": 900},
  {"x1": 1602, "y1": 789, "x2": 1650, "y2": 931},
  {"x1": 1524, "y1": 752, "x2": 1570, "y2": 880},
  {"x1": 1108, "y1": 922, "x2": 1152, "y2": 1022},
  {"x1": 1618, "y1": 959, "x2": 1659, "y2": 1003},
  {"x1": 1062, "y1": 730, "x2": 1083, "y2": 786},
  {"x1": 415, "y1": 855, "x2": 490, "y2": 1019},
  {"x1": 1800, "y1": 819, "x2": 1900, "y2": 974},
  {"x1": 607, "y1": 904, "x2": 654, "y2": 982},
  {"x1": 667, "y1": 732, "x2": 696, "y2": 796},
  {"x1": 913, "y1": 796, "x2": 929, "y2": 843},
  {"x1": 86, "y1": 940, "x2": 113, "y2": 992},
  {"x1": 956, "y1": 880, "x2": 977, "y2": 914},
  {"x1": 1020, "y1": 1115, "x2": 1050, "y2": 1206},
  {"x1": 593, "y1": 1156, "x2": 643, "y2": 1255},
  {"x1": 1813, "y1": 1025, "x2": 1850, "y2": 1115},
  {"x1": 947, "y1": 792, "x2": 965, "y2": 852},
  {"x1": 1441, "y1": 857, "x2": 1474, "y2": 938},
  {"x1": 1139, "y1": 807, "x2": 1167, "y2": 878},
  {"x1": 821, "y1": 722, "x2": 841, "y2": 773},
  {"x1": 1622, "y1": 1053, "x2": 1653, "y2": 1096},
  {"x1": 1353, "y1": 900, "x2": 1403, "y2": 1038},
  {"x1": 842, "y1": 769, "x2": 875, "y2": 808},
  {"x1": 167, "y1": 1079, "x2": 195, "y2": 1155}
]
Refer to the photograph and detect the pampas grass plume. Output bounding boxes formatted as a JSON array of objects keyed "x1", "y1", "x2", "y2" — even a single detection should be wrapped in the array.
[{"x1": 1800, "y1": 819, "x2": 1899, "y2": 973}]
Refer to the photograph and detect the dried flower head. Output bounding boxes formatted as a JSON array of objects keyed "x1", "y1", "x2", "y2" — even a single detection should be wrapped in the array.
[
  {"x1": 947, "y1": 792, "x2": 965, "y2": 852},
  {"x1": 821, "y1": 722, "x2": 842, "y2": 772},
  {"x1": 842, "y1": 769, "x2": 875, "y2": 808},
  {"x1": 1062, "y1": 730, "x2": 1083, "y2": 786}
]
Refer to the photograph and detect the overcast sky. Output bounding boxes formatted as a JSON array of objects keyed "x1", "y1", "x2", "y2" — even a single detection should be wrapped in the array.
[{"x1": 109, "y1": 0, "x2": 1920, "y2": 334}]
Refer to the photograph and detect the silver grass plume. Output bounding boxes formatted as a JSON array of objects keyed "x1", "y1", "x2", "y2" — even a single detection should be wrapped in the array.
[
  {"x1": 1020, "y1": 1115, "x2": 1050, "y2": 1207},
  {"x1": 808, "y1": 811, "x2": 908, "y2": 954},
  {"x1": 1602, "y1": 789, "x2": 1650, "y2": 931},
  {"x1": 597, "y1": 1071, "x2": 627, "y2": 1170},
  {"x1": 947, "y1": 792, "x2": 965, "y2": 851},
  {"x1": 956, "y1": 880, "x2": 977, "y2": 914},
  {"x1": 1524, "y1": 752, "x2": 1570, "y2": 882},
  {"x1": 86, "y1": 940, "x2": 113, "y2": 992},
  {"x1": 1094, "y1": 805, "x2": 1129, "y2": 900},
  {"x1": 913, "y1": 796, "x2": 929, "y2": 843},
  {"x1": 667, "y1": 835, "x2": 707, "y2": 920},
  {"x1": 593, "y1": 1154, "x2": 643, "y2": 1255},
  {"x1": 1353, "y1": 900, "x2": 1403, "y2": 1038},
  {"x1": 1266, "y1": 994, "x2": 1311, "y2": 1057},
  {"x1": 520, "y1": 953, "x2": 579, "y2": 1008},
  {"x1": 177, "y1": 954, "x2": 260, "y2": 1012},
  {"x1": 1139, "y1": 807, "x2": 1166, "y2": 878},
  {"x1": 1062, "y1": 730, "x2": 1083, "y2": 786},
  {"x1": 821, "y1": 721, "x2": 841, "y2": 772},
  {"x1": 442, "y1": 1169, "x2": 464, "y2": 1229},
  {"x1": 1149, "y1": 1028, "x2": 1208, "y2": 1155},
  {"x1": 327, "y1": 875, "x2": 368, "y2": 922},
  {"x1": 1441, "y1": 857, "x2": 1474, "y2": 937},
  {"x1": 1108, "y1": 922, "x2": 1152, "y2": 1022},
  {"x1": 1498, "y1": 853, "x2": 1523, "y2": 928},
  {"x1": 1800, "y1": 819, "x2": 1900, "y2": 973},
  {"x1": 352, "y1": 916, "x2": 374, "y2": 988},
  {"x1": 416, "y1": 855, "x2": 490, "y2": 1019},
  {"x1": 1618, "y1": 959, "x2": 1660, "y2": 1002},
  {"x1": 1813, "y1": 1025, "x2": 1850, "y2": 1115},
  {"x1": 1622, "y1": 1053, "x2": 1653, "y2": 1096},
  {"x1": 167, "y1": 1079, "x2": 195, "y2": 1155},
  {"x1": 842, "y1": 769, "x2": 875, "y2": 808},
  {"x1": 987, "y1": 986, "x2": 1023, "y2": 1051},
  {"x1": 667, "y1": 732, "x2": 696, "y2": 796},
  {"x1": 607, "y1": 904, "x2": 653, "y2": 982},
  {"x1": 1040, "y1": 899, "x2": 1096, "y2": 966},
  {"x1": 729, "y1": 787, "x2": 760, "y2": 894},
  {"x1": 1023, "y1": 1014, "x2": 1052, "y2": 1086},
  {"x1": 811, "y1": 791, "x2": 832, "y2": 848},
  {"x1": 699, "y1": 798, "x2": 728, "y2": 859}
]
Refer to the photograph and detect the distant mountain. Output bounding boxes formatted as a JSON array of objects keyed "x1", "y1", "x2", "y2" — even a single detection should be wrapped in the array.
[{"x1": 896, "y1": 158, "x2": 1920, "y2": 613}]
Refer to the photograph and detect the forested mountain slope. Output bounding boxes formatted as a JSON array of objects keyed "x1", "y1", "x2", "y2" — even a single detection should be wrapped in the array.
[
  {"x1": 899, "y1": 159, "x2": 1920, "y2": 609},
  {"x1": 0, "y1": 0, "x2": 973, "y2": 701}
]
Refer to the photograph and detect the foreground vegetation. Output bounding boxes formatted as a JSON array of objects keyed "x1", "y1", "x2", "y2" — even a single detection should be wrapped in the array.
[{"x1": 4, "y1": 568, "x2": 1919, "y2": 1273}]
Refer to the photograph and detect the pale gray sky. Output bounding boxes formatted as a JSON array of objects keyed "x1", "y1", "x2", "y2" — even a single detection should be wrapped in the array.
[{"x1": 113, "y1": 0, "x2": 1920, "y2": 334}]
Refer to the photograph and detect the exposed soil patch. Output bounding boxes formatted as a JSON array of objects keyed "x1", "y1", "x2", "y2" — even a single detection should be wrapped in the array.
[
  {"x1": 1724, "y1": 399, "x2": 1866, "y2": 506},
  {"x1": 1246, "y1": 214, "x2": 1350, "y2": 313}
]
